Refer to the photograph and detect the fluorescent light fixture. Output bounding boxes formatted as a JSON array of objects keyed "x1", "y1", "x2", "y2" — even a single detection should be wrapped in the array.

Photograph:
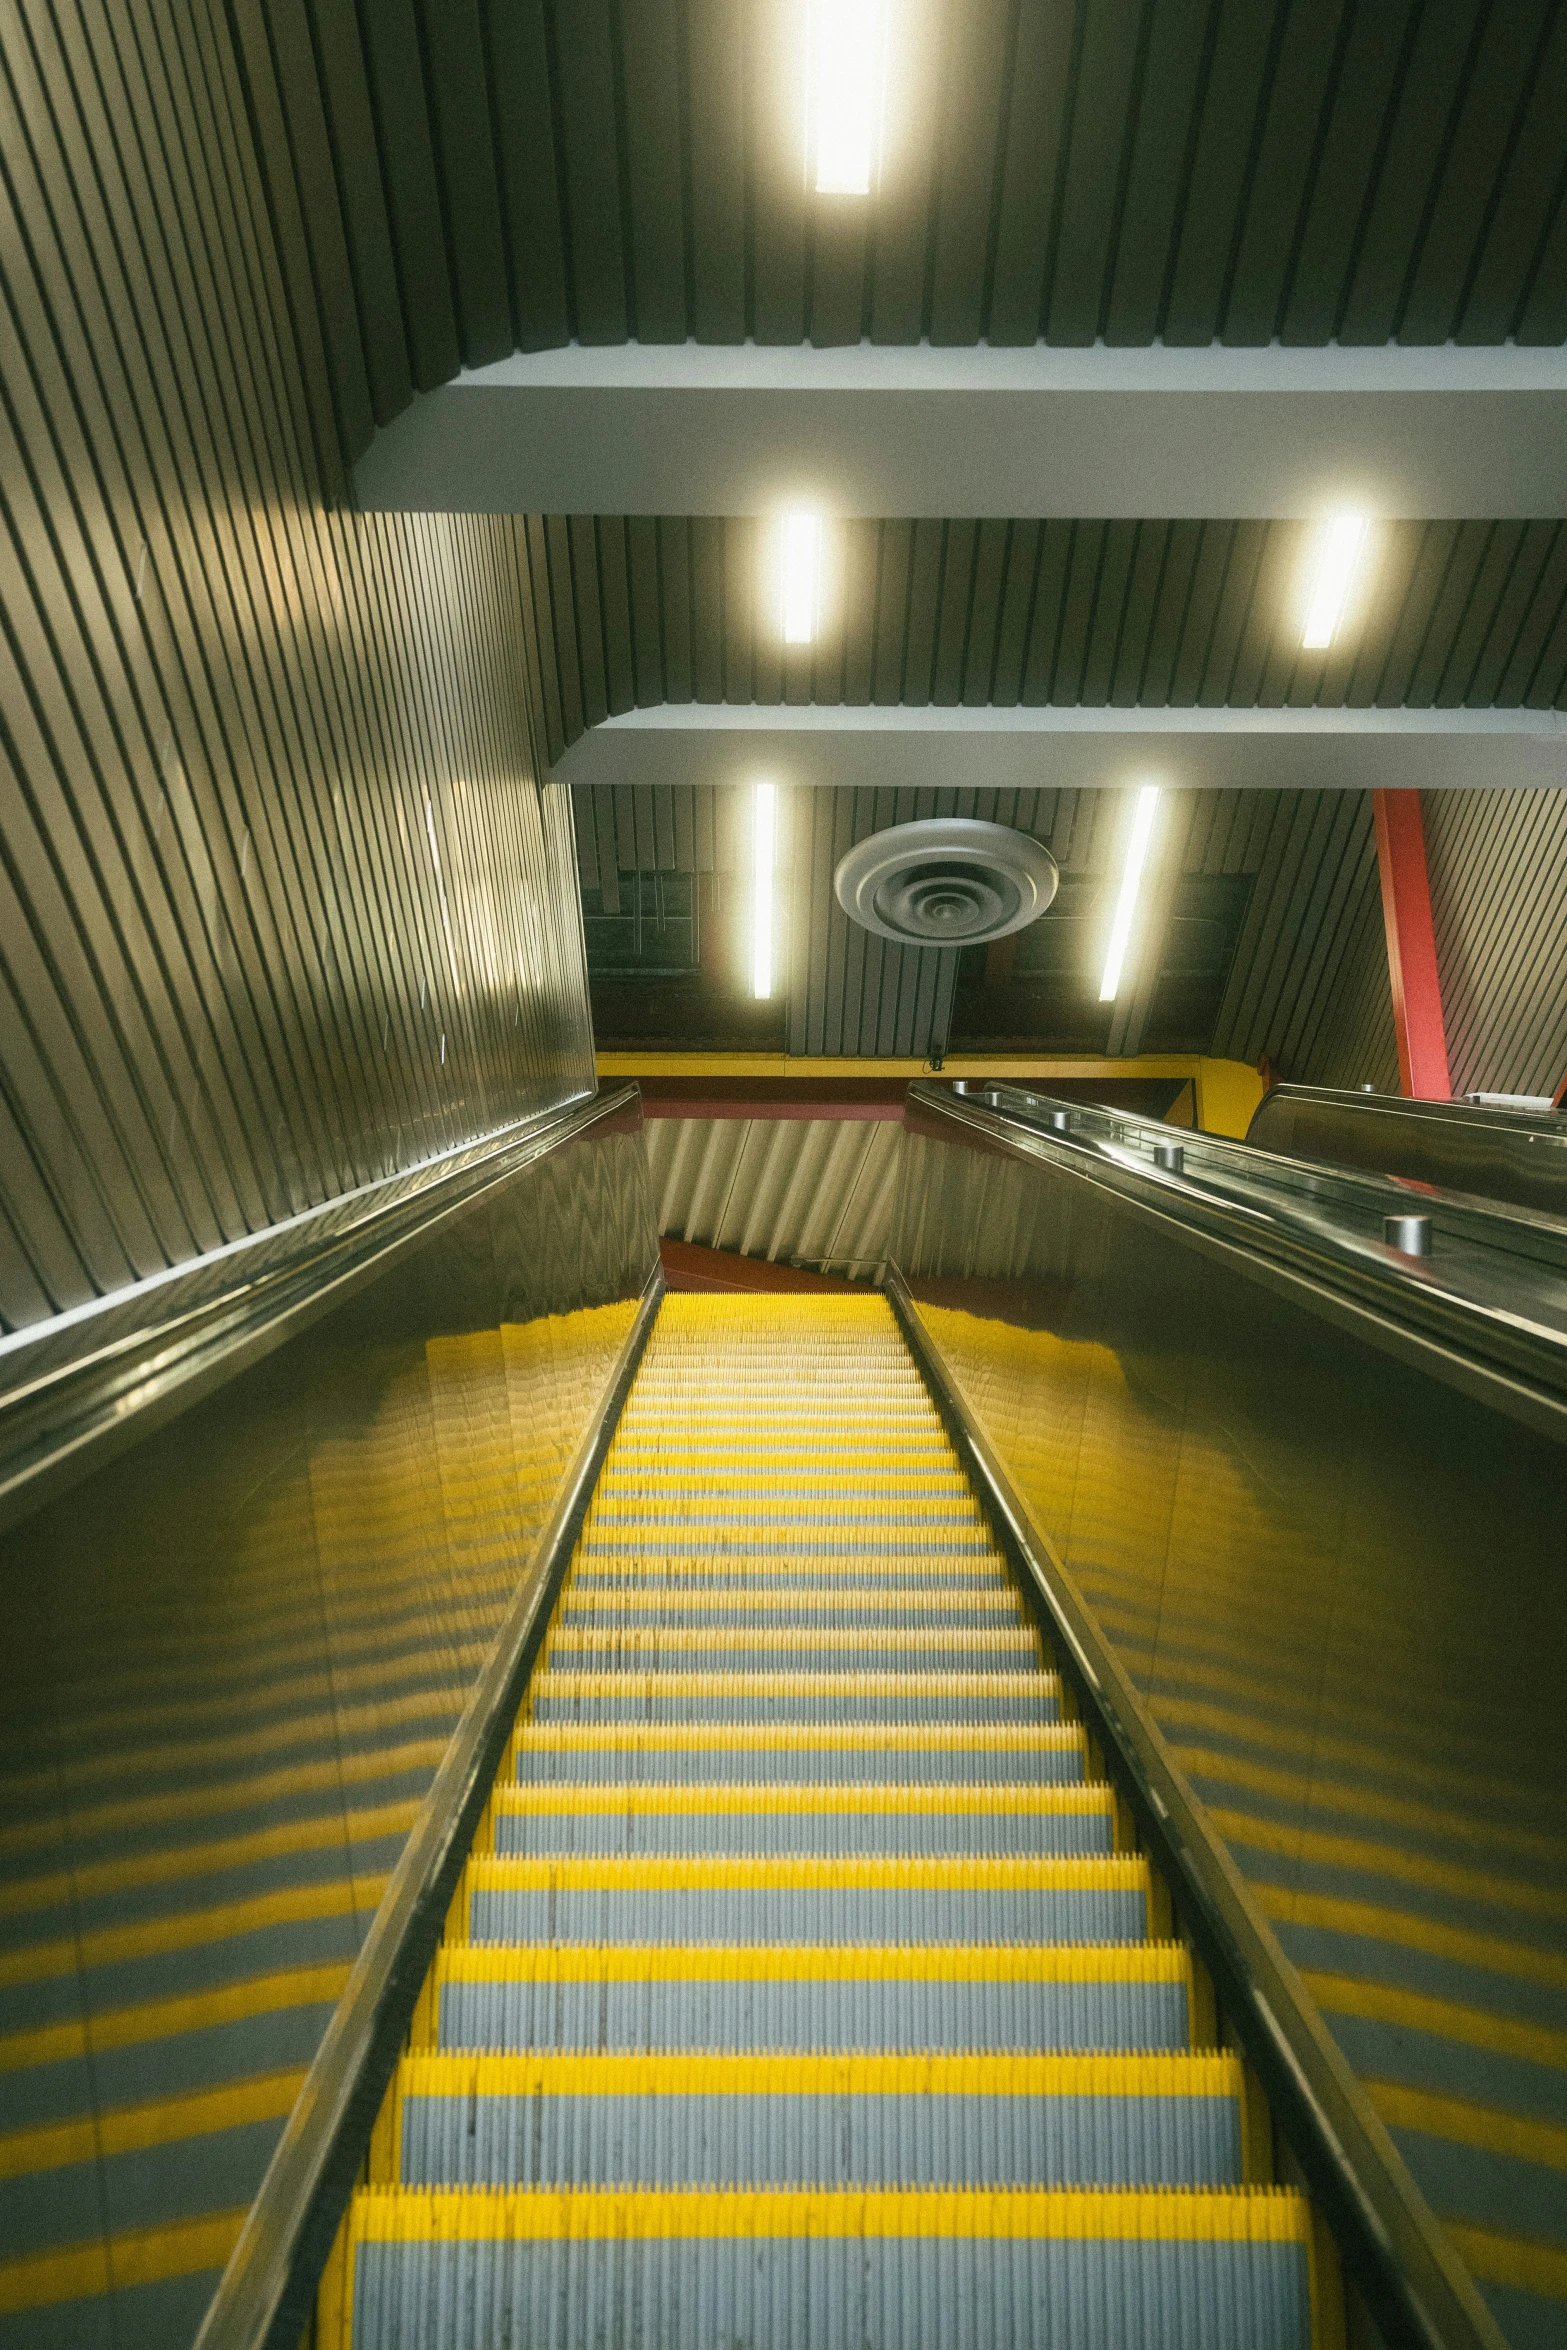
[
  {"x1": 809, "y1": 0, "x2": 883, "y2": 194},
  {"x1": 752, "y1": 781, "x2": 776, "y2": 1000},
  {"x1": 781, "y1": 511, "x2": 822, "y2": 644},
  {"x1": 1302, "y1": 514, "x2": 1369, "y2": 650},
  {"x1": 1099, "y1": 784, "x2": 1160, "y2": 1004}
]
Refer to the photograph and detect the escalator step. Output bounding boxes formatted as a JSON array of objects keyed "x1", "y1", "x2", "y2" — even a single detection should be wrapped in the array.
[
  {"x1": 487, "y1": 1783, "x2": 1115, "y2": 1857},
  {"x1": 543, "y1": 1628, "x2": 1042, "y2": 1672},
  {"x1": 389, "y1": 2051, "x2": 1244, "y2": 2190},
  {"x1": 337, "y1": 2187, "x2": 1313, "y2": 2350},
  {"x1": 426, "y1": 1941, "x2": 1193, "y2": 2055},
  {"x1": 331, "y1": 1298, "x2": 1315, "y2": 2350},
  {"x1": 511, "y1": 1724, "x2": 1089, "y2": 1785},
  {"x1": 525, "y1": 1671, "x2": 1063, "y2": 1724},
  {"x1": 462, "y1": 1853, "x2": 1149, "y2": 1945}
]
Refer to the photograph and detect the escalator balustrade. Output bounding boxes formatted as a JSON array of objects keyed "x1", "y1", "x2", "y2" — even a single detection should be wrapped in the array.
[{"x1": 320, "y1": 1296, "x2": 1323, "y2": 2349}]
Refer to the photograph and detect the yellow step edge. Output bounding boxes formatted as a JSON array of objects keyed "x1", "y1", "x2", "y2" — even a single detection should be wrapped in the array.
[
  {"x1": 389, "y1": 2049, "x2": 1240, "y2": 2125},
  {"x1": 566, "y1": 1560, "x2": 1019, "y2": 1579},
  {"x1": 0, "y1": 2067, "x2": 305, "y2": 2185},
  {"x1": 565, "y1": 1560, "x2": 1009, "y2": 1580},
  {"x1": 542, "y1": 1629, "x2": 1040, "y2": 1656},
  {"x1": 464, "y1": 1855, "x2": 1148, "y2": 1892},
  {"x1": 525, "y1": 1671, "x2": 1060, "y2": 1698},
  {"x1": 595, "y1": 1474, "x2": 969, "y2": 1489},
  {"x1": 512, "y1": 1724, "x2": 1085, "y2": 1752},
  {"x1": 343, "y1": 2182, "x2": 1308, "y2": 2244},
  {"x1": 488, "y1": 1783, "x2": 1111, "y2": 1816},
  {"x1": 428, "y1": 1941, "x2": 1190, "y2": 1988},
  {"x1": 558, "y1": 1590, "x2": 1025, "y2": 1613}
]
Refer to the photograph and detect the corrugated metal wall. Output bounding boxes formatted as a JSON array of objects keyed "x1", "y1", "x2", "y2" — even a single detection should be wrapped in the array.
[
  {"x1": 1289, "y1": 860, "x2": 1403, "y2": 1094},
  {"x1": 1273, "y1": 790, "x2": 1567, "y2": 1100},
  {"x1": 0, "y1": 0, "x2": 592, "y2": 1339},
  {"x1": 646, "y1": 1117, "x2": 898, "y2": 1278},
  {"x1": 1426, "y1": 790, "x2": 1567, "y2": 1099}
]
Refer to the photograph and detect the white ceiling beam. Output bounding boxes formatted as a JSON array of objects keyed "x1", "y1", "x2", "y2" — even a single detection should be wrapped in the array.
[
  {"x1": 559, "y1": 704, "x2": 1567, "y2": 795},
  {"x1": 355, "y1": 341, "x2": 1567, "y2": 519}
]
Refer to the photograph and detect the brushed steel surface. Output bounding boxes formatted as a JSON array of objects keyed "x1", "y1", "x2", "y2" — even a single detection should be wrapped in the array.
[
  {"x1": 889, "y1": 1089, "x2": 1567, "y2": 2350},
  {"x1": 0, "y1": 1112, "x2": 657, "y2": 2349},
  {"x1": 1250, "y1": 1085, "x2": 1567, "y2": 1220}
]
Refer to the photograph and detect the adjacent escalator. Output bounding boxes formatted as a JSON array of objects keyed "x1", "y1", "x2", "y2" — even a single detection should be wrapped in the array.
[{"x1": 319, "y1": 1294, "x2": 1322, "y2": 2349}]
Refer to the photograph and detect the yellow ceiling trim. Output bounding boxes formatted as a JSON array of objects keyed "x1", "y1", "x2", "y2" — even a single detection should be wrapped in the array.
[{"x1": 598, "y1": 1054, "x2": 1265, "y2": 1139}]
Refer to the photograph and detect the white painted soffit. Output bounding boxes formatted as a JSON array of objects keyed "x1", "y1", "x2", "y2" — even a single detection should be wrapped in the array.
[
  {"x1": 559, "y1": 703, "x2": 1567, "y2": 795},
  {"x1": 354, "y1": 340, "x2": 1567, "y2": 519}
]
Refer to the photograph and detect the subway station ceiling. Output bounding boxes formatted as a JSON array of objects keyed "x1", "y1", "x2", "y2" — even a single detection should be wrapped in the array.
[
  {"x1": 248, "y1": 0, "x2": 1567, "y2": 1065},
  {"x1": 573, "y1": 780, "x2": 1384, "y2": 1069},
  {"x1": 292, "y1": 0, "x2": 1566, "y2": 449}
]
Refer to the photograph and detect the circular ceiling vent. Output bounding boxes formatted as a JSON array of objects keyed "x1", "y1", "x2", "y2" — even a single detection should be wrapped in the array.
[{"x1": 833, "y1": 818, "x2": 1059, "y2": 946}]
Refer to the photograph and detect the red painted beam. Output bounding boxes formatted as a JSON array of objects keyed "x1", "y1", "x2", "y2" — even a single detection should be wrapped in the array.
[
  {"x1": 658, "y1": 1237, "x2": 867, "y2": 1294},
  {"x1": 1372, "y1": 790, "x2": 1451, "y2": 1102}
]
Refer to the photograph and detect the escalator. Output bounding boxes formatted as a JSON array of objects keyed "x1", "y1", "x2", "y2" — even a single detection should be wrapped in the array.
[{"x1": 318, "y1": 1294, "x2": 1320, "y2": 2350}]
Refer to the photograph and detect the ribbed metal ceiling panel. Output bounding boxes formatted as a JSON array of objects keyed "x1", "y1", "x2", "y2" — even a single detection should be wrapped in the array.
[
  {"x1": 646, "y1": 1114, "x2": 899, "y2": 1277},
  {"x1": 535, "y1": 515, "x2": 1567, "y2": 763},
  {"x1": 285, "y1": 0, "x2": 1567, "y2": 459},
  {"x1": 577, "y1": 780, "x2": 1399, "y2": 1075}
]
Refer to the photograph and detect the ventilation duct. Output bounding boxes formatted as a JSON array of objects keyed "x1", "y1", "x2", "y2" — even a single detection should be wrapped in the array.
[{"x1": 833, "y1": 819, "x2": 1059, "y2": 946}]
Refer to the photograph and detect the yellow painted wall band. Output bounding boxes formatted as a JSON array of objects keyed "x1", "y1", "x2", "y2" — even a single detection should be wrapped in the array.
[
  {"x1": 0, "y1": 2067, "x2": 304, "y2": 2184},
  {"x1": 0, "y1": 1956, "x2": 355, "y2": 2075},
  {"x1": 0, "y1": 2205, "x2": 248, "y2": 2316}
]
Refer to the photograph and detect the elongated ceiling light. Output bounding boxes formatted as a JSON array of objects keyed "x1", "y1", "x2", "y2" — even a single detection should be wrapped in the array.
[
  {"x1": 1099, "y1": 784, "x2": 1160, "y2": 1003},
  {"x1": 810, "y1": 0, "x2": 883, "y2": 194},
  {"x1": 782, "y1": 510, "x2": 822, "y2": 644},
  {"x1": 1302, "y1": 514, "x2": 1368, "y2": 649},
  {"x1": 752, "y1": 781, "x2": 776, "y2": 1000}
]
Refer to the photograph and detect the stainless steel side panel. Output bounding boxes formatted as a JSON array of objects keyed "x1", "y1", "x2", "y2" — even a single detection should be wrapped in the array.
[
  {"x1": 891, "y1": 1099, "x2": 1567, "y2": 2350},
  {"x1": 1249, "y1": 1085, "x2": 1567, "y2": 1218},
  {"x1": 0, "y1": 1104, "x2": 657, "y2": 2350}
]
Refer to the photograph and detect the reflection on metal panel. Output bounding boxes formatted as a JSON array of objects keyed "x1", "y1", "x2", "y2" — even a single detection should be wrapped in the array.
[
  {"x1": 890, "y1": 1106, "x2": 1567, "y2": 2350},
  {"x1": 0, "y1": 0, "x2": 590, "y2": 1343},
  {"x1": 646, "y1": 1118, "x2": 897, "y2": 1281},
  {"x1": 257, "y1": 5, "x2": 1566, "y2": 453},
  {"x1": 0, "y1": 1116, "x2": 657, "y2": 2347},
  {"x1": 1248, "y1": 1086, "x2": 1567, "y2": 1220}
]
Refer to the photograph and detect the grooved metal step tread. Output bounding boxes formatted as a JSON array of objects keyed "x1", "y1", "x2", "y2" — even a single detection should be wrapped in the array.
[
  {"x1": 486, "y1": 1782, "x2": 1115, "y2": 1861},
  {"x1": 385, "y1": 2052, "x2": 1245, "y2": 2192},
  {"x1": 422, "y1": 1942, "x2": 1194, "y2": 2057},
  {"x1": 332, "y1": 2188, "x2": 1314, "y2": 2350}
]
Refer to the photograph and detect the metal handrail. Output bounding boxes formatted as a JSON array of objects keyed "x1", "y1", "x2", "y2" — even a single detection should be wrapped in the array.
[
  {"x1": 0, "y1": 1086, "x2": 637, "y2": 1534},
  {"x1": 911, "y1": 1082, "x2": 1567, "y2": 1442},
  {"x1": 194, "y1": 1263, "x2": 664, "y2": 2350},
  {"x1": 886, "y1": 1265, "x2": 1508, "y2": 2350}
]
